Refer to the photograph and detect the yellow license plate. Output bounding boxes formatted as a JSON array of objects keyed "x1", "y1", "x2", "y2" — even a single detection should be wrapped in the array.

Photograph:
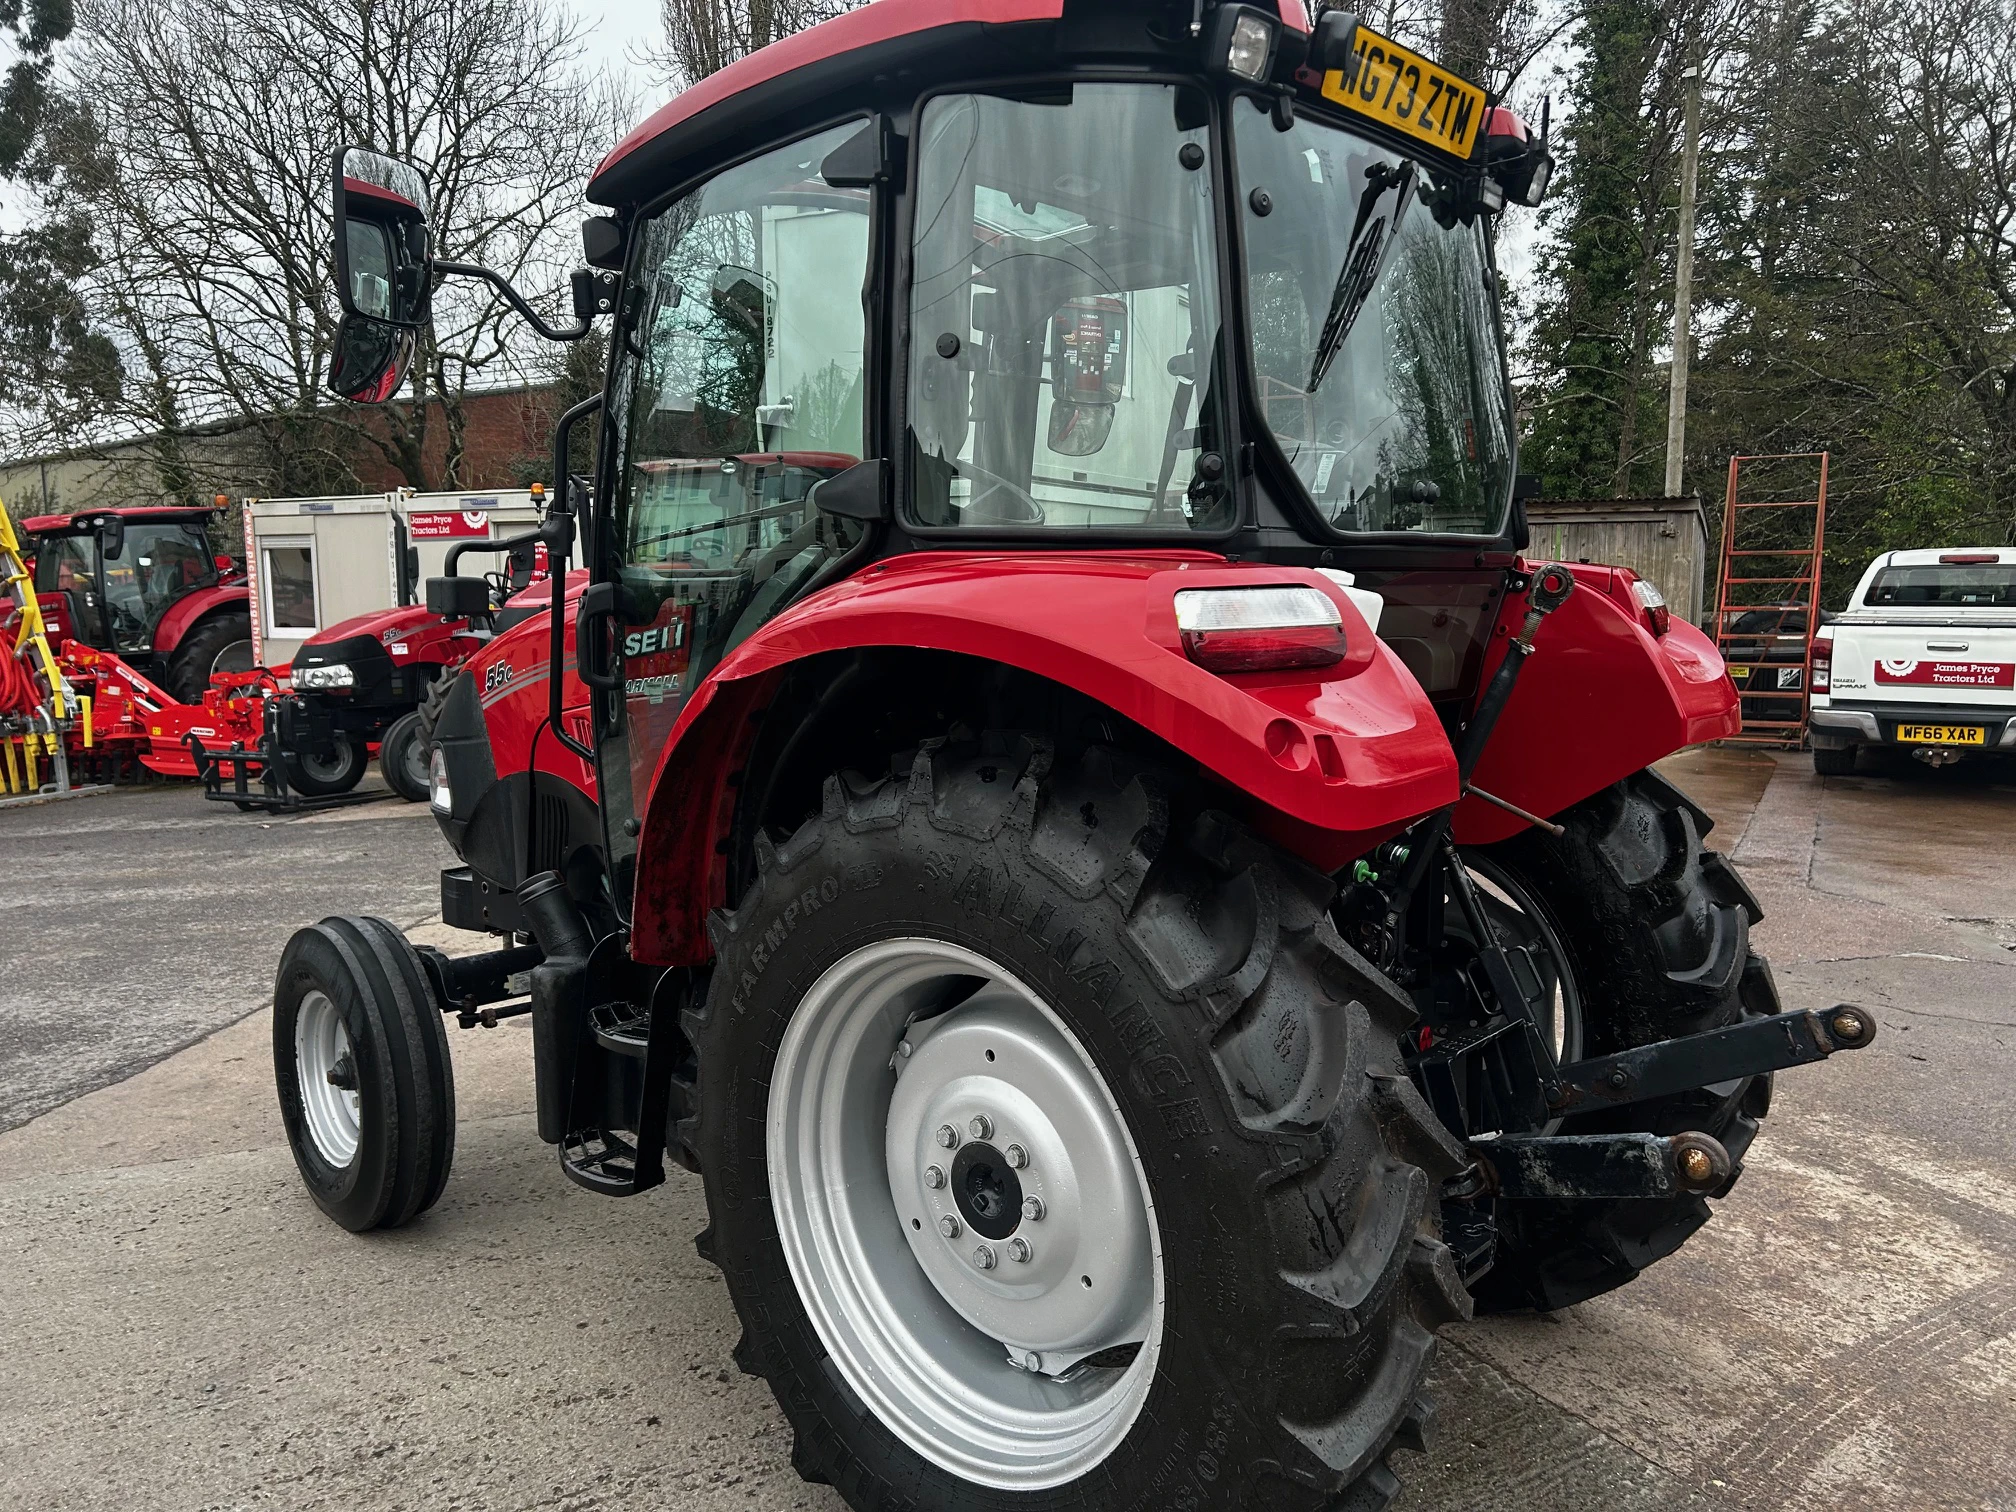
[
  {"x1": 1322, "y1": 29, "x2": 1488, "y2": 159},
  {"x1": 1895, "y1": 724, "x2": 1986, "y2": 745}
]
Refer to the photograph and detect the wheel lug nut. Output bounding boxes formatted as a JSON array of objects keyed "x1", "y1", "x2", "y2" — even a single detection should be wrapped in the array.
[
  {"x1": 969, "y1": 1114, "x2": 992, "y2": 1140},
  {"x1": 924, "y1": 1165, "x2": 946, "y2": 1190},
  {"x1": 1007, "y1": 1237, "x2": 1032, "y2": 1263},
  {"x1": 1021, "y1": 1196, "x2": 1045, "y2": 1222},
  {"x1": 938, "y1": 1215, "x2": 962, "y2": 1238},
  {"x1": 1005, "y1": 1144, "x2": 1028, "y2": 1169},
  {"x1": 972, "y1": 1243, "x2": 997, "y2": 1270},
  {"x1": 935, "y1": 1124, "x2": 958, "y2": 1149}
]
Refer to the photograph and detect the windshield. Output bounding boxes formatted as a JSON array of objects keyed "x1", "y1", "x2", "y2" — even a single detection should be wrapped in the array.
[
  {"x1": 92, "y1": 522, "x2": 215, "y2": 648},
  {"x1": 1236, "y1": 103, "x2": 1513, "y2": 536},
  {"x1": 907, "y1": 84, "x2": 1234, "y2": 532}
]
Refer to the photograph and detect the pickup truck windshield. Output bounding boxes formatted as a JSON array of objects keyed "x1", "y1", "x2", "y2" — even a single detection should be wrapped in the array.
[
  {"x1": 1236, "y1": 103, "x2": 1513, "y2": 537},
  {"x1": 1866, "y1": 564, "x2": 2016, "y2": 608}
]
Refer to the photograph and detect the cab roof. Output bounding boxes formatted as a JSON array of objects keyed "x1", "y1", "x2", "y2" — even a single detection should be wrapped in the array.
[
  {"x1": 588, "y1": 0, "x2": 1309, "y2": 208},
  {"x1": 22, "y1": 506, "x2": 221, "y2": 534}
]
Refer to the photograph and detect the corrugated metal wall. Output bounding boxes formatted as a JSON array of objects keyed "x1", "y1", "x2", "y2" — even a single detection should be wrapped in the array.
[{"x1": 1526, "y1": 496, "x2": 1710, "y2": 626}]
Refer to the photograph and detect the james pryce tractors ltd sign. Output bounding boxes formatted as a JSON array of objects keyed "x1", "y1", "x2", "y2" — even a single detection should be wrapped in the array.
[{"x1": 407, "y1": 502, "x2": 499, "y2": 539}]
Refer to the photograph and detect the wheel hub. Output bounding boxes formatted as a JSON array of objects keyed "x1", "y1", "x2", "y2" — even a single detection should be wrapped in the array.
[
  {"x1": 884, "y1": 995, "x2": 1155, "y2": 1374},
  {"x1": 295, "y1": 989, "x2": 361, "y2": 1168}
]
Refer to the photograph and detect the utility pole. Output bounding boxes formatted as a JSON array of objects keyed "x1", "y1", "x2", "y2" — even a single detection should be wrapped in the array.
[{"x1": 1664, "y1": 62, "x2": 1702, "y2": 498}]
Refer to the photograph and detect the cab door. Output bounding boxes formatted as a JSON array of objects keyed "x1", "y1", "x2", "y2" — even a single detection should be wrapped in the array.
[{"x1": 588, "y1": 121, "x2": 878, "y2": 916}]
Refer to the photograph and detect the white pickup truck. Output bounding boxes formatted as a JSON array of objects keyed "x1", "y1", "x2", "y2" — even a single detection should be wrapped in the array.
[{"x1": 1809, "y1": 547, "x2": 2016, "y2": 774}]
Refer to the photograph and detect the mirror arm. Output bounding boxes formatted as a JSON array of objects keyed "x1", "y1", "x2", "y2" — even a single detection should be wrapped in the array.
[
  {"x1": 435, "y1": 259, "x2": 594, "y2": 343},
  {"x1": 544, "y1": 392, "x2": 603, "y2": 762}
]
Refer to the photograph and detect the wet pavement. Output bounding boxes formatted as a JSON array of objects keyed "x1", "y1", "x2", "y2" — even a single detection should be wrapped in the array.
[{"x1": 1, "y1": 750, "x2": 2011, "y2": 1511}]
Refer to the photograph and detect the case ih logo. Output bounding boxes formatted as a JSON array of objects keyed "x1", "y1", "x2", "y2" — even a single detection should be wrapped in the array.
[
  {"x1": 1875, "y1": 659, "x2": 2014, "y2": 689},
  {"x1": 409, "y1": 511, "x2": 491, "y2": 539}
]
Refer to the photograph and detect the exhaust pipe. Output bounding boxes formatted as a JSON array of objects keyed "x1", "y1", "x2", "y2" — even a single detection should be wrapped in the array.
[{"x1": 520, "y1": 870, "x2": 592, "y2": 1143}]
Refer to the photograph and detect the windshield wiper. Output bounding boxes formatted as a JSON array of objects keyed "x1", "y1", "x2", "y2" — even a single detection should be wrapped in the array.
[{"x1": 1308, "y1": 159, "x2": 1418, "y2": 394}]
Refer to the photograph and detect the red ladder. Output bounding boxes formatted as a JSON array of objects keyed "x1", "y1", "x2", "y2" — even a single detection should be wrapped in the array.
[{"x1": 1712, "y1": 452, "x2": 1829, "y2": 745}]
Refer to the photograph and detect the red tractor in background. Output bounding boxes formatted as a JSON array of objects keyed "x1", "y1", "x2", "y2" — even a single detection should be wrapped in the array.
[
  {"x1": 24, "y1": 501, "x2": 252, "y2": 702},
  {"x1": 188, "y1": 527, "x2": 554, "y2": 804},
  {"x1": 274, "y1": 7, "x2": 1877, "y2": 1510}
]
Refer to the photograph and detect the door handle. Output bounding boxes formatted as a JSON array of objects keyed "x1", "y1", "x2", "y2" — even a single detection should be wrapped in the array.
[
  {"x1": 575, "y1": 582, "x2": 621, "y2": 691},
  {"x1": 1927, "y1": 642, "x2": 1969, "y2": 652}
]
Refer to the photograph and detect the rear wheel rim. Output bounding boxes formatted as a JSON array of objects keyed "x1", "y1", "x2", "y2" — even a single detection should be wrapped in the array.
[
  {"x1": 399, "y1": 727, "x2": 429, "y2": 793},
  {"x1": 1456, "y1": 853, "x2": 1584, "y2": 1065},
  {"x1": 210, "y1": 639, "x2": 254, "y2": 678},
  {"x1": 767, "y1": 937, "x2": 1164, "y2": 1491},
  {"x1": 295, "y1": 989, "x2": 361, "y2": 1168}
]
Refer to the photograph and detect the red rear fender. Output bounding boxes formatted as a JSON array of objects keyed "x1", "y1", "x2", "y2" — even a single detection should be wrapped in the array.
[
  {"x1": 150, "y1": 584, "x2": 250, "y2": 656},
  {"x1": 1454, "y1": 563, "x2": 1739, "y2": 845},
  {"x1": 629, "y1": 551, "x2": 1459, "y2": 965}
]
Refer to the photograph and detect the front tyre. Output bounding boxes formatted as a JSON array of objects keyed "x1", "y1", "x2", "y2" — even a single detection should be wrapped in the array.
[
  {"x1": 692, "y1": 735, "x2": 1472, "y2": 1511},
  {"x1": 274, "y1": 917, "x2": 456, "y2": 1231},
  {"x1": 1464, "y1": 771, "x2": 1779, "y2": 1312},
  {"x1": 284, "y1": 734, "x2": 367, "y2": 797}
]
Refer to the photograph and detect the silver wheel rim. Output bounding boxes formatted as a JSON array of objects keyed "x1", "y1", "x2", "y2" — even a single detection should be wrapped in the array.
[
  {"x1": 400, "y1": 728, "x2": 430, "y2": 792},
  {"x1": 295, "y1": 989, "x2": 361, "y2": 1167},
  {"x1": 210, "y1": 639, "x2": 254, "y2": 677},
  {"x1": 1462, "y1": 856, "x2": 1583, "y2": 1066},
  {"x1": 767, "y1": 937, "x2": 1164, "y2": 1490}
]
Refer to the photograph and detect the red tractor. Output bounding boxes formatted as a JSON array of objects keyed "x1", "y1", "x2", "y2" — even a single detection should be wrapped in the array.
[
  {"x1": 276, "y1": 7, "x2": 1875, "y2": 1509},
  {"x1": 24, "y1": 502, "x2": 253, "y2": 702}
]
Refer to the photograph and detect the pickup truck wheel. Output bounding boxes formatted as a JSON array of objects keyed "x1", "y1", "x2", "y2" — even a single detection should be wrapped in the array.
[
  {"x1": 690, "y1": 733, "x2": 1471, "y2": 1511},
  {"x1": 1812, "y1": 745, "x2": 1856, "y2": 776},
  {"x1": 1462, "y1": 771, "x2": 1778, "y2": 1312},
  {"x1": 274, "y1": 917, "x2": 456, "y2": 1231}
]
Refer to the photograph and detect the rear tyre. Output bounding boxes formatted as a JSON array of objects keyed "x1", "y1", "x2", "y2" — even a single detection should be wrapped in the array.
[
  {"x1": 167, "y1": 611, "x2": 254, "y2": 703},
  {"x1": 379, "y1": 711, "x2": 430, "y2": 802},
  {"x1": 691, "y1": 733, "x2": 1471, "y2": 1511},
  {"x1": 1812, "y1": 745, "x2": 1856, "y2": 776},
  {"x1": 274, "y1": 917, "x2": 456, "y2": 1231},
  {"x1": 285, "y1": 735, "x2": 367, "y2": 797},
  {"x1": 1463, "y1": 770, "x2": 1778, "y2": 1312}
]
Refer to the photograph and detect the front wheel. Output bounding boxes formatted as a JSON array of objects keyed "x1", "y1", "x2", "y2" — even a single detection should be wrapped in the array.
[
  {"x1": 274, "y1": 917, "x2": 456, "y2": 1231},
  {"x1": 284, "y1": 734, "x2": 367, "y2": 797},
  {"x1": 690, "y1": 734, "x2": 1471, "y2": 1511}
]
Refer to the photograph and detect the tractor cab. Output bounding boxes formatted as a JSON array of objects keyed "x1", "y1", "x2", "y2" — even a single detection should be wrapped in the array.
[{"x1": 24, "y1": 503, "x2": 254, "y2": 701}]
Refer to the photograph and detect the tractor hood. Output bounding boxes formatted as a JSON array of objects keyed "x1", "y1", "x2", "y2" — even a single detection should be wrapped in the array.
[{"x1": 302, "y1": 604, "x2": 448, "y2": 649}]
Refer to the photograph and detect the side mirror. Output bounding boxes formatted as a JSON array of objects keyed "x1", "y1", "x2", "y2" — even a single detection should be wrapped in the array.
[
  {"x1": 329, "y1": 312, "x2": 417, "y2": 402},
  {"x1": 97, "y1": 515, "x2": 126, "y2": 559},
  {"x1": 809, "y1": 459, "x2": 889, "y2": 522},
  {"x1": 332, "y1": 146, "x2": 432, "y2": 327}
]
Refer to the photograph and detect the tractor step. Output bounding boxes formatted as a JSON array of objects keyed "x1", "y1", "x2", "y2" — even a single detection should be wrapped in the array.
[
  {"x1": 559, "y1": 1126, "x2": 647, "y2": 1195},
  {"x1": 590, "y1": 1002, "x2": 651, "y2": 1058}
]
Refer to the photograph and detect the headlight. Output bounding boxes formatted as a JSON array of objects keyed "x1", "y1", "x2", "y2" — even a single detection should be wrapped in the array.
[
  {"x1": 429, "y1": 746, "x2": 452, "y2": 813},
  {"x1": 294, "y1": 663, "x2": 355, "y2": 690},
  {"x1": 1209, "y1": 5, "x2": 1279, "y2": 82}
]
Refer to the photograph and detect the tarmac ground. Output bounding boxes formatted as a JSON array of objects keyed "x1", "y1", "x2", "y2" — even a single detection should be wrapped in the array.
[{"x1": 2, "y1": 749, "x2": 2012, "y2": 1511}]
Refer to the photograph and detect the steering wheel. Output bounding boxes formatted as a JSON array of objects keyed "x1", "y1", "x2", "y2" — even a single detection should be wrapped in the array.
[{"x1": 951, "y1": 458, "x2": 1047, "y2": 526}]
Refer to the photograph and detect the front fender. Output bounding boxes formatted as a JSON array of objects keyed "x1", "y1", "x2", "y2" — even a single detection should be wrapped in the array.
[
  {"x1": 1454, "y1": 564, "x2": 1739, "y2": 845},
  {"x1": 630, "y1": 551, "x2": 1459, "y2": 965}
]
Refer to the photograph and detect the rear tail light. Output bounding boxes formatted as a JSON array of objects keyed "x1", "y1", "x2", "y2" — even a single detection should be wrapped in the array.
[
  {"x1": 1629, "y1": 577, "x2": 1671, "y2": 637},
  {"x1": 1809, "y1": 634, "x2": 1832, "y2": 693},
  {"x1": 1174, "y1": 585, "x2": 1347, "y2": 673}
]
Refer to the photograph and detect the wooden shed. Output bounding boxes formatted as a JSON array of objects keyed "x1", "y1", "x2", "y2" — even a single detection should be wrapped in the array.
[{"x1": 1525, "y1": 495, "x2": 1711, "y2": 627}]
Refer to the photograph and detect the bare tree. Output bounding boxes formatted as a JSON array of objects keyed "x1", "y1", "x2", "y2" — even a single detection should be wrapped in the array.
[
  {"x1": 33, "y1": 0, "x2": 630, "y2": 497},
  {"x1": 651, "y1": 0, "x2": 860, "y2": 89}
]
